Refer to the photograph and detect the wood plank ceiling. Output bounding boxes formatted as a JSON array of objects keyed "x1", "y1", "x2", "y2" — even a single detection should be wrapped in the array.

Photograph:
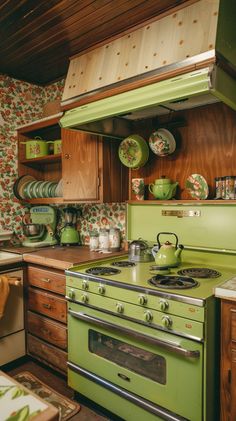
[{"x1": 0, "y1": 0, "x2": 191, "y2": 86}]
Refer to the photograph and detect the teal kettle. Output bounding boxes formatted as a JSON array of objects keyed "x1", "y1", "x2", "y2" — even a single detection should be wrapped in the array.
[{"x1": 152, "y1": 232, "x2": 184, "y2": 268}]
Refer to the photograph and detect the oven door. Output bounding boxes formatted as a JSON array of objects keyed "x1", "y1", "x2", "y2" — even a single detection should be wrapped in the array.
[{"x1": 68, "y1": 302, "x2": 203, "y2": 421}]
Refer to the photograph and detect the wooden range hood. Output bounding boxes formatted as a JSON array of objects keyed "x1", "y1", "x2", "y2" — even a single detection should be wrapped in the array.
[{"x1": 60, "y1": 0, "x2": 236, "y2": 135}]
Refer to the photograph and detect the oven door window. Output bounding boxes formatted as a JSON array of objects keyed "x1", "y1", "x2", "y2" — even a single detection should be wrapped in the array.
[{"x1": 89, "y1": 329, "x2": 166, "y2": 384}]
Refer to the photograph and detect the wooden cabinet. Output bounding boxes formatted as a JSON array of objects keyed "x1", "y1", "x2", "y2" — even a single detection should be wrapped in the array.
[
  {"x1": 62, "y1": 129, "x2": 128, "y2": 203},
  {"x1": 26, "y1": 264, "x2": 67, "y2": 374},
  {"x1": 220, "y1": 299, "x2": 236, "y2": 420},
  {"x1": 17, "y1": 116, "x2": 128, "y2": 204}
]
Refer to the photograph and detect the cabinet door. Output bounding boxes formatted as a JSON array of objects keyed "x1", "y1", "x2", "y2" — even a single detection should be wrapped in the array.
[
  {"x1": 231, "y1": 349, "x2": 236, "y2": 420},
  {"x1": 221, "y1": 300, "x2": 235, "y2": 421},
  {"x1": 62, "y1": 129, "x2": 99, "y2": 201}
]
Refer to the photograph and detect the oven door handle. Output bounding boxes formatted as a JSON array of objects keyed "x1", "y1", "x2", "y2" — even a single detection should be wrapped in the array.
[{"x1": 69, "y1": 310, "x2": 200, "y2": 359}]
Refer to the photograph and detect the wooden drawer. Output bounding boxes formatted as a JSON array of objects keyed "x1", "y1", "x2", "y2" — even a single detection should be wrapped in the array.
[
  {"x1": 28, "y1": 287, "x2": 67, "y2": 324},
  {"x1": 27, "y1": 265, "x2": 65, "y2": 295},
  {"x1": 231, "y1": 309, "x2": 236, "y2": 344},
  {"x1": 27, "y1": 334, "x2": 67, "y2": 374},
  {"x1": 27, "y1": 311, "x2": 67, "y2": 350}
]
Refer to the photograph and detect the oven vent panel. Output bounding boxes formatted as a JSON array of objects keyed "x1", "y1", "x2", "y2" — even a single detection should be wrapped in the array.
[{"x1": 126, "y1": 203, "x2": 236, "y2": 253}]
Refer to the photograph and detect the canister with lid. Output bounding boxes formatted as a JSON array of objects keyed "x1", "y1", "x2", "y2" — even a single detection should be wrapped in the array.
[
  {"x1": 89, "y1": 230, "x2": 99, "y2": 250},
  {"x1": 109, "y1": 228, "x2": 121, "y2": 251},
  {"x1": 99, "y1": 228, "x2": 109, "y2": 251},
  {"x1": 225, "y1": 176, "x2": 235, "y2": 199}
]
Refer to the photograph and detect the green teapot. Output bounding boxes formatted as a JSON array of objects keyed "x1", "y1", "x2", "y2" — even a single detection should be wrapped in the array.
[
  {"x1": 151, "y1": 232, "x2": 184, "y2": 268},
  {"x1": 148, "y1": 176, "x2": 178, "y2": 200}
]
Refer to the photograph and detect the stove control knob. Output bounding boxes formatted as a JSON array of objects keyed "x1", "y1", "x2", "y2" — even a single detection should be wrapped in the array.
[
  {"x1": 138, "y1": 295, "x2": 147, "y2": 305},
  {"x1": 144, "y1": 311, "x2": 153, "y2": 322},
  {"x1": 82, "y1": 280, "x2": 89, "y2": 290},
  {"x1": 159, "y1": 299, "x2": 169, "y2": 311},
  {"x1": 162, "y1": 315, "x2": 172, "y2": 328},
  {"x1": 81, "y1": 293, "x2": 88, "y2": 303},
  {"x1": 68, "y1": 289, "x2": 75, "y2": 300},
  {"x1": 98, "y1": 284, "x2": 106, "y2": 295},
  {"x1": 116, "y1": 303, "x2": 124, "y2": 313}
]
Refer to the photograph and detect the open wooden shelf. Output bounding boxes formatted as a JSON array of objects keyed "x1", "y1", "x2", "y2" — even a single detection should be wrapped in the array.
[
  {"x1": 22, "y1": 197, "x2": 64, "y2": 204},
  {"x1": 20, "y1": 154, "x2": 61, "y2": 167}
]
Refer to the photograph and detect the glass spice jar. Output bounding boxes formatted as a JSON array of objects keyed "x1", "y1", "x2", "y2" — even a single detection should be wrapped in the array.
[
  {"x1": 109, "y1": 228, "x2": 121, "y2": 251},
  {"x1": 215, "y1": 177, "x2": 225, "y2": 199},
  {"x1": 99, "y1": 228, "x2": 109, "y2": 251},
  {"x1": 225, "y1": 176, "x2": 235, "y2": 200},
  {"x1": 89, "y1": 230, "x2": 99, "y2": 250}
]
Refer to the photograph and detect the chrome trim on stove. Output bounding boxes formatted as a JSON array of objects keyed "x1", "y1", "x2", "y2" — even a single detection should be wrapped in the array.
[
  {"x1": 162, "y1": 210, "x2": 201, "y2": 218},
  {"x1": 183, "y1": 245, "x2": 236, "y2": 254},
  {"x1": 66, "y1": 270, "x2": 205, "y2": 307},
  {"x1": 68, "y1": 362, "x2": 189, "y2": 421},
  {"x1": 69, "y1": 310, "x2": 200, "y2": 358}
]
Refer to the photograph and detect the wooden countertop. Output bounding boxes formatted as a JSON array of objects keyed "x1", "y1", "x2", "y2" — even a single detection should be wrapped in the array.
[
  {"x1": 1, "y1": 245, "x2": 45, "y2": 254},
  {"x1": 22, "y1": 245, "x2": 126, "y2": 270}
]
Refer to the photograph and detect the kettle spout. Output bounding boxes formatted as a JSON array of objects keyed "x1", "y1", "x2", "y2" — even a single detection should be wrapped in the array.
[{"x1": 175, "y1": 244, "x2": 184, "y2": 258}]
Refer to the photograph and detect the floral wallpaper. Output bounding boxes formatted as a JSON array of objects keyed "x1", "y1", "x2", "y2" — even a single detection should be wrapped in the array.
[{"x1": 0, "y1": 74, "x2": 126, "y2": 246}]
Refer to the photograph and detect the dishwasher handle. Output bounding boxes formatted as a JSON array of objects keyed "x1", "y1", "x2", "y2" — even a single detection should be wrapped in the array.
[{"x1": 68, "y1": 310, "x2": 200, "y2": 359}]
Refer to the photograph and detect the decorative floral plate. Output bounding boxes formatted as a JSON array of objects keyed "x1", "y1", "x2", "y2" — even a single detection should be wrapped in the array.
[
  {"x1": 149, "y1": 128, "x2": 176, "y2": 156},
  {"x1": 185, "y1": 174, "x2": 209, "y2": 200},
  {"x1": 118, "y1": 135, "x2": 149, "y2": 169}
]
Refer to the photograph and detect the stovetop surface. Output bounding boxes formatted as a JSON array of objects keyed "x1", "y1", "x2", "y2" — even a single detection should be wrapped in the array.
[{"x1": 67, "y1": 255, "x2": 236, "y2": 300}]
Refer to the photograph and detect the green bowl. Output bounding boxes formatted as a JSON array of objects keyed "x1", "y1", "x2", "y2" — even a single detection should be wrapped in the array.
[{"x1": 118, "y1": 135, "x2": 149, "y2": 169}]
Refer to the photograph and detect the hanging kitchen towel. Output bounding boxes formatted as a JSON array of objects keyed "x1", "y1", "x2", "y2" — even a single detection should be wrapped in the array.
[{"x1": 0, "y1": 275, "x2": 10, "y2": 319}]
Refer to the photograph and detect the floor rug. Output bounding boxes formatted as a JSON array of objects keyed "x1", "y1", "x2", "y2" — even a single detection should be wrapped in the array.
[{"x1": 14, "y1": 371, "x2": 80, "y2": 421}]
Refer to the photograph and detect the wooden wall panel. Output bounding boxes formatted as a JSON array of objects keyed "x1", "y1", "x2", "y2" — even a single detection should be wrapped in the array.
[{"x1": 130, "y1": 103, "x2": 236, "y2": 200}]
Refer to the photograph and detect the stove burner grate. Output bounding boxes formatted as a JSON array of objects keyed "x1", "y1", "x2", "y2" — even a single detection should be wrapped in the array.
[
  {"x1": 177, "y1": 268, "x2": 221, "y2": 278},
  {"x1": 111, "y1": 261, "x2": 136, "y2": 268},
  {"x1": 148, "y1": 275, "x2": 198, "y2": 289},
  {"x1": 85, "y1": 267, "x2": 121, "y2": 276}
]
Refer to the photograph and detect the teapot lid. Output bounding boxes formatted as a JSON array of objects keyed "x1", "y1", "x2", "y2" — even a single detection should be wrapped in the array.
[
  {"x1": 155, "y1": 176, "x2": 171, "y2": 185},
  {"x1": 130, "y1": 238, "x2": 148, "y2": 250},
  {"x1": 162, "y1": 240, "x2": 174, "y2": 248}
]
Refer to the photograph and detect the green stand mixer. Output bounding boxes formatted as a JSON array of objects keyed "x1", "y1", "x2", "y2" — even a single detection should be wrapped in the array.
[{"x1": 22, "y1": 205, "x2": 58, "y2": 247}]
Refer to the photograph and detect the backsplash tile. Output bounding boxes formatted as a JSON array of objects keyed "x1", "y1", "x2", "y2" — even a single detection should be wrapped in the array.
[{"x1": 0, "y1": 74, "x2": 126, "y2": 245}]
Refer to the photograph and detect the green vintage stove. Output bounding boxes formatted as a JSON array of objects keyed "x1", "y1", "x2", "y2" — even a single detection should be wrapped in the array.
[{"x1": 66, "y1": 203, "x2": 236, "y2": 421}]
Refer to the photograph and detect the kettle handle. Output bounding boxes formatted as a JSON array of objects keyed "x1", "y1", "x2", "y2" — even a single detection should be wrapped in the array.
[
  {"x1": 148, "y1": 184, "x2": 154, "y2": 194},
  {"x1": 157, "y1": 232, "x2": 178, "y2": 248}
]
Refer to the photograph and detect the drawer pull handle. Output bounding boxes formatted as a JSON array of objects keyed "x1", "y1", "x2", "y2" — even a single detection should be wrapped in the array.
[
  {"x1": 41, "y1": 328, "x2": 50, "y2": 335},
  {"x1": 118, "y1": 373, "x2": 130, "y2": 382},
  {"x1": 41, "y1": 278, "x2": 51, "y2": 283},
  {"x1": 42, "y1": 303, "x2": 51, "y2": 309}
]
